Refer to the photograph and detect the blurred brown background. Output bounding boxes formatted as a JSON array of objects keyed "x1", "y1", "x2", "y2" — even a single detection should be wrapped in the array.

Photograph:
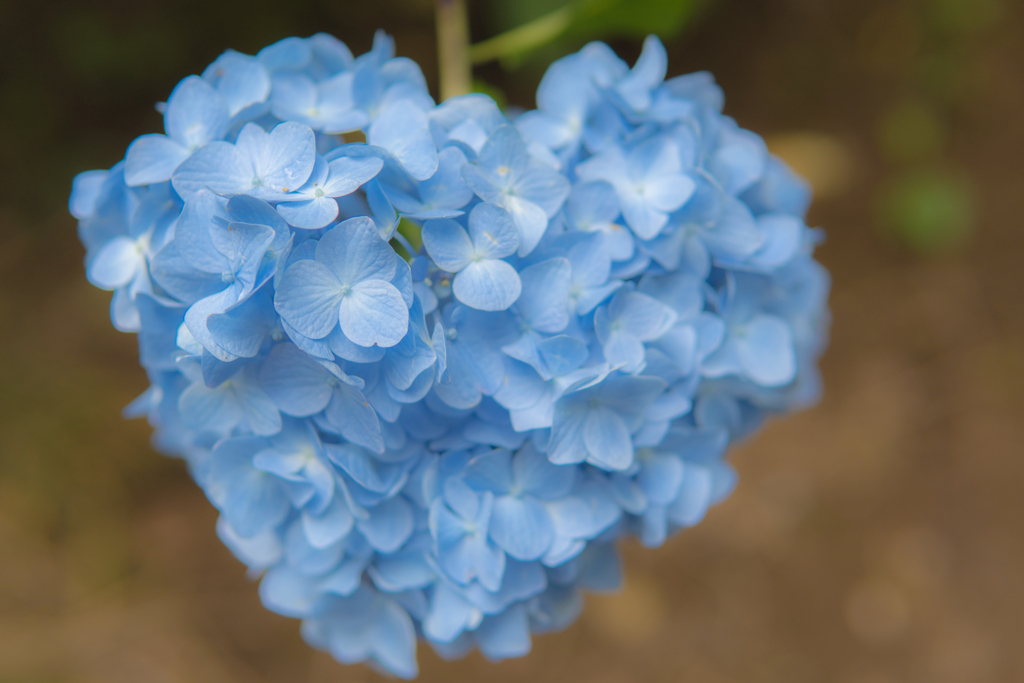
[{"x1": 1, "y1": 0, "x2": 1022, "y2": 681}]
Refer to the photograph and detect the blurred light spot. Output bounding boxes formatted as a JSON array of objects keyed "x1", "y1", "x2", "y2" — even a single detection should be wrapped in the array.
[
  {"x1": 877, "y1": 168, "x2": 975, "y2": 253},
  {"x1": 766, "y1": 132, "x2": 854, "y2": 200},
  {"x1": 845, "y1": 577, "x2": 911, "y2": 645},
  {"x1": 886, "y1": 526, "x2": 951, "y2": 591},
  {"x1": 877, "y1": 99, "x2": 946, "y2": 164},
  {"x1": 925, "y1": 622, "x2": 998, "y2": 682},
  {"x1": 586, "y1": 576, "x2": 667, "y2": 645}
]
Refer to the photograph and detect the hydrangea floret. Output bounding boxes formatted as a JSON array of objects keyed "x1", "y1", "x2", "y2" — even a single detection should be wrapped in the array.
[{"x1": 70, "y1": 31, "x2": 830, "y2": 678}]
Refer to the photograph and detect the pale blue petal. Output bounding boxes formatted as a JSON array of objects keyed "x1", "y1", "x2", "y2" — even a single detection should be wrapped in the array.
[
  {"x1": 421, "y1": 218, "x2": 474, "y2": 272},
  {"x1": 424, "y1": 582, "x2": 476, "y2": 643},
  {"x1": 282, "y1": 318, "x2": 334, "y2": 360},
  {"x1": 371, "y1": 551, "x2": 436, "y2": 592},
  {"x1": 369, "y1": 102, "x2": 439, "y2": 181},
  {"x1": 257, "y1": 36, "x2": 312, "y2": 71},
  {"x1": 259, "y1": 343, "x2": 333, "y2": 416},
  {"x1": 537, "y1": 335, "x2": 587, "y2": 378},
  {"x1": 69, "y1": 169, "x2": 108, "y2": 219},
  {"x1": 504, "y1": 196, "x2": 549, "y2": 257},
  {"x1": 216, "y1": 517, "x2": 282, "y2": 568},
  {"x1": 619, "y1": 193, "x2": 668, "y2": 241},
  {"x1": 184, "y1": 286, "x2": 242, "y2": 359},
  {"x1": 339, "y1": 280, "x2": 409, "y2": 348},
  {"x1": 238, "y1": 121, "x2": 317, "y2": 196},
  {"x1": 274, "y1": 259, "x2": 344, "y2": 340},
  {"x1": 149, "y1": 242, "x2": 224, "y2": 304},
  {"x1": 260, "y1": 566, "x2": 322, "y2": 618},
  {"x1": 709, "y1": 126, "x2": 768, "y2": 196},
  {"x1": 269, "y1": 73, "x2": 317, "y2": 122},
  {"x1": 736, "y1": 314, "x2": 796, "y2": 386},
  {"x1": 316, "y1": 216, "x2": 396, "y2": 284},
  {"x1": 583, "y1": 408, "x2": 633, "y2": 470},
  {"x1": 322, "y1": 156, "x2": 383, "y2": 197},
  {"x1": 544, "y1": 497, "x2": 595, "y2": 540},
  {"x1": 301, "y1": 498, "x2": 354, "y2": 550},
  {"x1": 547, "y1": 407, "x2": 587, "y2": 466},
  {"x1": 453, "y1": 260, "x2": 521, "y2": 312},
  {"x1": 492, "y1": 359, "x2": 545, "y2": 412},
  {"x1": 171, "y1": 141, "x2": 250, "y2": 200},
  {"x1": 419, "y1": 146, "x2": 473, "y2": 212},
  {"x1": 476, "y1": 124, "x2": 530, "y2": 177},
  {"x1": 221, "y1": 469, "x2": 289, "y2": 538},
  {"x1": 392, "y1": 255, "x2": 414, "y2": 308},
  {"x1": 328, "y1": 325, "x2": 386, "y2": 363},
  {"x1": 512, "y1": 162, "x2": 570, "y2": 217},
  {"x1": 644, "y1": 172, "x2": 696, "y2": 213},
  {"x1": 704, "y1": 197, "x2": 762, "y2": 259},
  {"x1": 638, "y1": 454, "x2": 684, "y2": 505},
  {"x1": 668, "y1": 464, "x2": 713, "y2": 527},
  {"x1": 608, "y1": 291, "x2": 678, "y2": 341},
  {"x1": 207, "y1": 287, "x2": 277, "y2": 358},
  {"x1": 124, "y1": 134, "x2": 190, "y2": 186},
  {"x1": 468, "y1": 202, "x2": 519, "y2": 258},
  {"x1": 215, "y1": 56, "x2": 270, "y2": 116},
  {"x1": 368, "y1": 598, "x2": 419, "y2": 679},
  {"x1": 513, "y1": 445, "x2": 575, "y2": 499},
  {"x1": 324, "y1": 443, "x2": 400, "y2": 493},
  {"x1": 745, "y1": 214, "x2": 802, "y2": 270},
  {"x1": 384, "y1": 318, "x2": 437, "y2": 391},
  {"x1": 567, "y1": 234, "x2": 611, "y2": 289},
  {"x1": 164, "y1": 75, "x2": 229, "y2": 149},
  {"x1": 515, "y1": 257, "x2": 571, "y2": 333},
  {"x1": 324, "y1": 384, "x2": 385, "y2": 453},
  {"x1": 437, "y1": 479, "x2": 476, "y2": 523},
  {"x1": 277, "y1": 196, "x2": 339, "y2": 229},
  {"x1": 474, "y1": 603, "x2": 531, "y2": 660},
  {"x1": 357, "y1": 496, "x2": 414, "y2": 552},
  {"x1": 615, "y1": 35, "x2": 667, "y2": 112},
  {"x1": 178, "y1": 378, "x2": 242, "y2": 433},
  {"x1": 86, "y1": 236, "x2": 141, "y2": 289}
]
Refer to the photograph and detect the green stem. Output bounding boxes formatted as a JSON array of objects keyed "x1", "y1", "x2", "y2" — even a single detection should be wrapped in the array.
[
  {"x1": 435, "y1": 0, "x2": 472, "y2": 100},
  {"x1": 468, "y1": 5, "x2": 575, "y2": 64}
]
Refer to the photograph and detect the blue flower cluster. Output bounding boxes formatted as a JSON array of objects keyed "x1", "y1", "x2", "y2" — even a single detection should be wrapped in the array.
[{"x1": 69, "y1": 32, "x2": 829, "y2": 678}]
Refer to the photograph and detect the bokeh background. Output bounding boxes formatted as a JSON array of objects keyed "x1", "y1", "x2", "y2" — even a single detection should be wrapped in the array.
[{"x1": 2, "y1": 0, "x2": 1023, "y2": 681}]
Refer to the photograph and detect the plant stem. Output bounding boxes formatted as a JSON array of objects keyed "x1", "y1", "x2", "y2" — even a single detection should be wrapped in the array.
[
  {"x1": 468, "y1": 5, "x2": 575, "y2": 64},
  {"x1": 436, "y1": 0, "x2": 472, "y2": 101}
]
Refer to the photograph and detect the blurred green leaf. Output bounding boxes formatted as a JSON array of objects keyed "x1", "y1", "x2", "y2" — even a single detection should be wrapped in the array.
[
  {"x1": 878, "y1": 168, "x2": 975, "y2": 253},
  {"x1": 472, "y1": 78, "x2": 508, "y2": 110},
  {"x1": 392, "y1": 218, "x2": 424, "y2": 261},
  {"x1": 565, "y1": 0, "x2": 707, "y2": 41},
  {"x1": 472, "y1": 0, "x2": 708, "y2": 65},
  {"x1": 877, "y1": 99, "x2": 946, "y2": 164},
  {"x1": 927, "y1": 0, "x2": 1003, "y2": 35}
]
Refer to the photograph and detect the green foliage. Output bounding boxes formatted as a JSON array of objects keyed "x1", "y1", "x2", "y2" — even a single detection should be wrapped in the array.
[
  {"x1": 563, "y1": 0, "x2": 707, "y2": 42},
  {"x1": 472, "y1": 77, "x2": 508, "y2": 110},
  {"x1": 877, "y1": 99, "x2": 946, "y2": 165},
  {"x1": 926, "y1": 0, "x2": 1003, "y2": 35},
  {"x1": 878, "y1": 169, "x2": 975, "y2": 253},
  {"x1": 473, "y1": 0, "x2": 708, "y2": 65},
  {"x1": 392, "y1": 218, "x2": 424, "y2": 261}
]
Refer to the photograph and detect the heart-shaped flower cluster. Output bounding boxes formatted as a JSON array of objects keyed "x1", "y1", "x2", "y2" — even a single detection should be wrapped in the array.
[{"x1": 70, "y1": 31, "x2": 830, "y2": 678}]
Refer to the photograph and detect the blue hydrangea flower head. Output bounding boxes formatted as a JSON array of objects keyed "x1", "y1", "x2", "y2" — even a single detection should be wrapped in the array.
[{"x1": 70, "y1": 32, "x2": 830, "y2": 678}]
